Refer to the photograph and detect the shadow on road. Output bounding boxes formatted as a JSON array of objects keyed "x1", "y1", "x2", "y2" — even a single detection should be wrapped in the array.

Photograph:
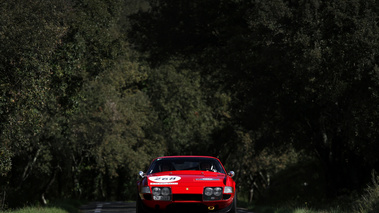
[{"x1": 80, "y1": 201, "x2": 254, "y2": 213}]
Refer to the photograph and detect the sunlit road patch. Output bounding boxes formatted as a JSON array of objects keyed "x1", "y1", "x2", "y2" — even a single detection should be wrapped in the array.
[{"x1": 80, "y1": 201, "x2": 255, "y2": 213}]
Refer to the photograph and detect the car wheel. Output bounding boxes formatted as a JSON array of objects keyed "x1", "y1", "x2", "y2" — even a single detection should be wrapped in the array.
[
  {"x1": 228, "y1": 194, "x2": 237, "y2": 213},
  {"x1": 136, "y1": 196, "x2": 147, "y2": 213}
]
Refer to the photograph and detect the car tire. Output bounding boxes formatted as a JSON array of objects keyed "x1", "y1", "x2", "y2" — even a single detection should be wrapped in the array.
[
  {"x1": 228, "y1": 194, "x2": 237, "y2": 213},
  {"x1": 136, "y1": 196, "x2": 147, "y2": 213}
]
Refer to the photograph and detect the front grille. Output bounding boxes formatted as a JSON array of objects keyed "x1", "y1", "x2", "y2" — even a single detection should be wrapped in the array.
[
  {"x1": 143, "y1": 194, "x2": 152, "y2": 200},
  {"x1": 223, "y1": 194, "x2": 231, "y2": 200},
  {"x1": 173, "y1": 194, "x2": 203, "y2": 201}
]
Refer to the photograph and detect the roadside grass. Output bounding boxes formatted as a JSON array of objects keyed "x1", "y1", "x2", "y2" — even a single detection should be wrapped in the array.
[
  {"x1": 0, "y1": 207, "x2": 69, "y2": 213},
  {"x1": 354, "y1": 173, "x2": 379, "y2": 213},
  {"x1": 237, "y1": 168, "x2": 379, "y2": 213},
  {"x1": 0, "y1": 199, "x2": 84, "y2": 213},
  {"x1": 239, "y1": 198, "x2": 347, "y2": 213}
]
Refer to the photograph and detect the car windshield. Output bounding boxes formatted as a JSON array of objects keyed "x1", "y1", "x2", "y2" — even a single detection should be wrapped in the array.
[{"x1": 147, "y1": 157, "x2": 226, "y2": 174}]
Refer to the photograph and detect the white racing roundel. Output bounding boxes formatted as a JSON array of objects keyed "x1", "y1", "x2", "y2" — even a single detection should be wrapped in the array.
[{"x1": 148, "y1": 176, "x2": 181, "y2": 183}]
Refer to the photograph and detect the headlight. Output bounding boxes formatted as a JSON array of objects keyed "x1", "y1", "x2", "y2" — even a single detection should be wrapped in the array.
[
  {"x1": 141, "y1": 186, "x2": 150, "y2": 194},
  {"x1": 214, "y1": 187, "x2": 222, "y2": 196},
  {"x1": 204, "y1": 187, "x2": 214, "y2": 196},
  {"x1": 152, "y1": 187, "x2": 171, "y2": 201},
  {"x1": 161, "y1": 187, "x2": 170, "y2": 196},
  {"x1": 203, "y1": 187, "x2": 223, "y2": 201},
  {"x1": 152, "y1": 187, "x2": 161, "y2": 196},
  {"x1": 224, "y1": 186, "x2": 233, "y2": 194}
]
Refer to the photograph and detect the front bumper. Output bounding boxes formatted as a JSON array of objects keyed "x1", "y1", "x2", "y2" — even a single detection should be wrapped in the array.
[{"x1": 140, "y1": 195, "x2": 234, "y2": 213}]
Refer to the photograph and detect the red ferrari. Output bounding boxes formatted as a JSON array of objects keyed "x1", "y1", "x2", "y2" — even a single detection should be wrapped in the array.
[{"x1": 137, "y1": 156, "x2": 236, "y2": 213}]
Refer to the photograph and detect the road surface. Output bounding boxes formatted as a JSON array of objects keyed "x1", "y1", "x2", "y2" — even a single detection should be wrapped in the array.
[{"x1": 80, "y1": 201, "x2": 254, "y2": 213}]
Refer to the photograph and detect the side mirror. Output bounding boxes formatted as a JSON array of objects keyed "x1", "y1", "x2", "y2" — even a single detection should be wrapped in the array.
[
  {"x1": 228, "y1": 171, "x2": 235, "y2": 178},
  {"x1": 139, "y1": 171, "x2": 146, "y2": 178}
]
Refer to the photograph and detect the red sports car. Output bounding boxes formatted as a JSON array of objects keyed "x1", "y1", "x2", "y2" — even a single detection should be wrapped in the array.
[{"x1": 137, "y1": 156, "x2": 236, "y2": 213}]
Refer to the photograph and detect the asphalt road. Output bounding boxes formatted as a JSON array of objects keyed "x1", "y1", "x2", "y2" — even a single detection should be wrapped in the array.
[{"x1": 80, "y1": 201, "x2": 254, "y2": 213}]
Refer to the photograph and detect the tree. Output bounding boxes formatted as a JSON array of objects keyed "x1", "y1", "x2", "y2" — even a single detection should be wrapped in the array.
[
  {"x1": 129, "y1": 0, "x2": 379, "y2": 198},
  {"x1": 0, "y1": 0, "x2": 160, "y2": 205},
  {"x1": 0, "y1": 0, "x2": 72, "y2": 205},
  {"x1": 67, "y1": 50, "x2": 165, "y2": 200},
  {"x1": 146, "y1": 60, "x2": 228, "y2": 155}
]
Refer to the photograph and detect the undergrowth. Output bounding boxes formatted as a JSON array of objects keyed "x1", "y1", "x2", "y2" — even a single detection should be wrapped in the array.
[
  {"x1": 355, "y1": 173, "x2": 379, "y2": 213},
  {"x1": 239, "y1": 173, "x2": 379, "y2": 213},
  {"x1": 0, "y1": 199, "x2": 83, "y2": 213}
]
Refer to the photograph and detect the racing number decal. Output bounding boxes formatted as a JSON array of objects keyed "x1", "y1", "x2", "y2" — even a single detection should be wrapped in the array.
[
  {"x1": 149, "y1": 176, "x2": 181, "y2": 182},
  {"x1": 148, "y1": 176, "x2": 181, "y2": 185}
]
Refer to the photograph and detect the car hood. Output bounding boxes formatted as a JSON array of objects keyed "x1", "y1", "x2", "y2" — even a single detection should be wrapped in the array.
[{"x1": 146, "y1": 171, "x2": 226, "y2": 186}]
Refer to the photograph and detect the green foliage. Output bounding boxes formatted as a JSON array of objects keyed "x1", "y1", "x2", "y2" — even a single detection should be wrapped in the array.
[
  {"x1": 147, "y1": 60, "x2": 222, "y2": 155},
  {"x1": 129, "y1": 0, "x2": 379, "y2": 199},
  {"x1": 0, "y1": 0, "x2": 158, "y2": 206},
  {"x1": 67, "y1": 49, "x2": 165, "y2": 200},
  {"x1": 0, "y1": 207, "x2": 68, "y2": 213},
  {"x1": 0, "y1": 146, "x2": 12, "y2": 176},
  {"x1": 0, "y1": 199, "x2": 82, "y2": 213},
  {"x1": 355, "y1": 174, "x2": 379, "y2": 213},
  {"x1": 2, "y1": 0, "x2": 379, "y2": 210},
  {"x1": 0, "y1": 0, "x2": 73, "y2": 206}
]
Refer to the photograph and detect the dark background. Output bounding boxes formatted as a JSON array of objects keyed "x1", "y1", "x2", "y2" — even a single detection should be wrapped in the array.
[{"x1": 1, "y1": 0, "x2": 379, "y2": 210}]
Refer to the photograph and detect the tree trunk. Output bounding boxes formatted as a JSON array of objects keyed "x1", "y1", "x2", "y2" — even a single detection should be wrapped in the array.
[
  {"x1": 17, "y1": 148, "x2": 41, "y2": 190},
  {"x1": 40, "y1": 166, "x2": 59, "y2": 205}
]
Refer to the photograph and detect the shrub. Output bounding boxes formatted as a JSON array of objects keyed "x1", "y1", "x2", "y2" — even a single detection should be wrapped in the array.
[{"x1": 355, "y1": 172, "x2": 379, "y2": 213}]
